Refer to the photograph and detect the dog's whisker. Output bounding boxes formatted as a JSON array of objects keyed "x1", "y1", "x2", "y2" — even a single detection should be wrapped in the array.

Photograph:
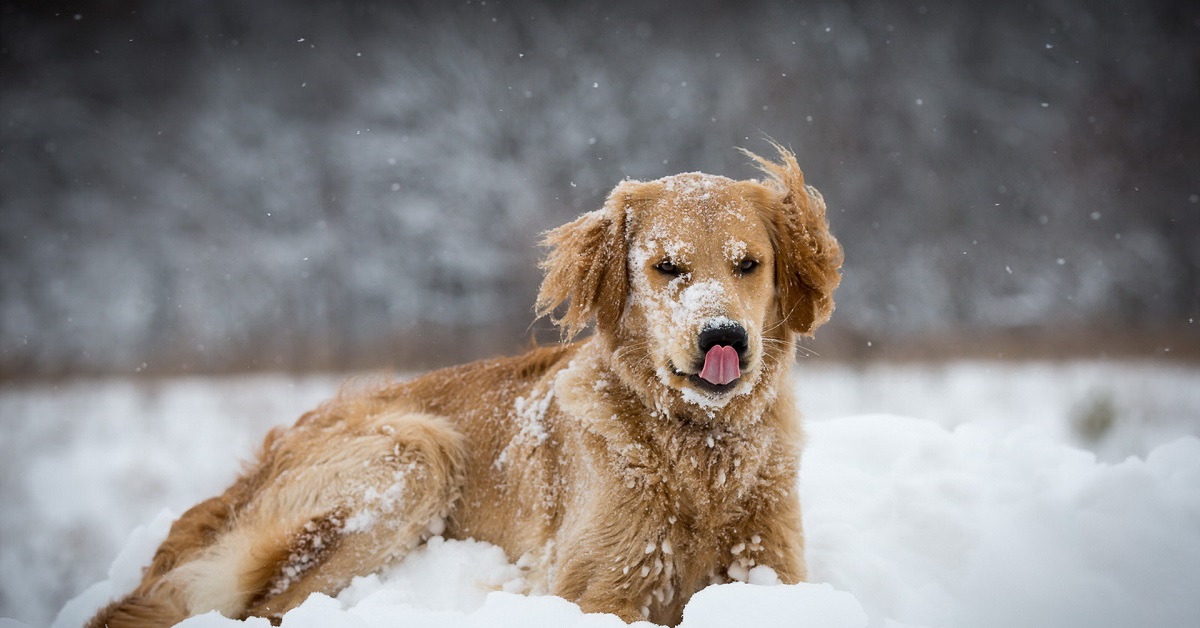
[{"x1": 795, "y1": 344, "x2": 820, "y2": 359}]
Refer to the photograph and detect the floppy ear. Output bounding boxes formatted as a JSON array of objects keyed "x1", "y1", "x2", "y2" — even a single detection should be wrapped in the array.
[
  {"x1": 744, "y1": 144, "x2": 844, "y2": 336},
  {"x1": 535, "y1": 184, "x2": 632, "y2": 341}
]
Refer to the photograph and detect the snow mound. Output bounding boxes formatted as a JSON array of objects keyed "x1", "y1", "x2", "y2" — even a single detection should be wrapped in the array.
[
  {"x1": 803, "y1": 415, "x2": 1200, "y2": 628},
  {"x1": 679, "y1": 581, "x2": 868, "y2": 628},
  {"x1": 50, "y1": 414, "x2": 1200, "y2": 628}
]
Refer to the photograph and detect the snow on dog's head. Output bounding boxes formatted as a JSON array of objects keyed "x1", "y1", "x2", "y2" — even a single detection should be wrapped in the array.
[{"x1": 537, "y1": 144, "x2": 842, "y2": 410}]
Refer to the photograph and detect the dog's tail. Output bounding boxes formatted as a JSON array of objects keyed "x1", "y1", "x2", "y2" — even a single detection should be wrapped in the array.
[
  {"x1": 85, "y1": 587, "x2": 188, "y2": 628},
  {"x1": 84, "y1": 490, "x2": 240, "y2": 628}
]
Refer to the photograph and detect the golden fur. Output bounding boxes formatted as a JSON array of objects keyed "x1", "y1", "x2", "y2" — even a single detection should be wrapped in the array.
[{"x1": 88, "y1": 144, "x2": 842, "y2": 627}]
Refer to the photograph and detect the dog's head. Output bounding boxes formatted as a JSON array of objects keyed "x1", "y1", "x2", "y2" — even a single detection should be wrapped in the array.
[{"x1": 538, "y1": 145, "x2": 842, "y2": 408}]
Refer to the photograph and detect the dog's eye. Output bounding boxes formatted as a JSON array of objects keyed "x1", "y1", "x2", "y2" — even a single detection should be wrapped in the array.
[
  {"x1": 738, "y1": 258, "x2": 759, "y2": 274},
  {"x1": 655, "y1": 260, "x2": 680, "y2": 275}
]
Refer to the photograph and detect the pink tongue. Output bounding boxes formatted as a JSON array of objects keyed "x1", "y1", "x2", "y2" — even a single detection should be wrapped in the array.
[{"x1": 698, "y1": 345, "x2": 741, "y2": 386}]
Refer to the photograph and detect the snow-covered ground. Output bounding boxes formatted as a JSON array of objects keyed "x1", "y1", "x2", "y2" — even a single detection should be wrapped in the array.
[{"x1": 3, "y1": 360, "x2": 1199, "y2": 627}]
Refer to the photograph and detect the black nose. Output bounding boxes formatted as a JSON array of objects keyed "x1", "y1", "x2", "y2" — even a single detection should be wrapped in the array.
[{"x1": 698, "y1": 323, "x2": 749, "y2": 357}]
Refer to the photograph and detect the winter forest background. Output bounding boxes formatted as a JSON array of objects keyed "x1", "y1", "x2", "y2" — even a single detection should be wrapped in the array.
[
  {"x1": 4, "y1": 2, "x2": 1200, "y2": 627},
  {"x1": 3, "y1": 0, "x2": 1198, "y2": 378}
]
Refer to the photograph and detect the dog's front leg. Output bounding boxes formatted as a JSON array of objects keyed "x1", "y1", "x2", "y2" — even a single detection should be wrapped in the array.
[
  {"x1": 551, "y1": 508, "x2": 676, "y2": 624},
  {"x1": 554, "y1": 554, "x2": 662, "y2": 623},
  {"x1": 725, "y1": 478, "x2": 807, "y2": 585}
]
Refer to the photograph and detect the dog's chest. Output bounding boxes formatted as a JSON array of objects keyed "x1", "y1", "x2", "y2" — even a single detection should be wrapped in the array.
[
  {"x1": 595, "y1": 422, "x2": 777, "y2": 623},
  {"x1": 557, "y1": 367, "x2": 772, "y2": 522},
  {"x1": 620, "y1": 419, "x2": 765, "y2": 519}
]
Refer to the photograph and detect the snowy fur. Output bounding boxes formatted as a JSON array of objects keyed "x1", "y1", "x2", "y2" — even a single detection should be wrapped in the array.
[{"x1": 87, "y1": 145, "x2": 842, "y2": 627}]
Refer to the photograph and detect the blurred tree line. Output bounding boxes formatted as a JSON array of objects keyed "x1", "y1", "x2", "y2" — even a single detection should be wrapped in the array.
[{"x1": 1, "y1": 0, "x2": 1198, "y2": 377}]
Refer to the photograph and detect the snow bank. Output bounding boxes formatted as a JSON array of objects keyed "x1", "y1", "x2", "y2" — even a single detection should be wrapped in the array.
[
  {"x1": 48, "y1": 412, "x2": 1200, "y2": 628},
  {"x1": 803, "y1": 415, "x2": 1200, "y2": 628}
]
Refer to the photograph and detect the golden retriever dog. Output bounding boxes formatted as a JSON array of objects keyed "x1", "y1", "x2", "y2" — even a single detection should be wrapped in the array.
[{"x1": 88, "y1": 144, "x2": 842, "y2": 627}]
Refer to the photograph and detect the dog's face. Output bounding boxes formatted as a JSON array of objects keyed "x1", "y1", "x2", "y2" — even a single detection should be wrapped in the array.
[
  {"x1": 538, "y1": 146, "x2": 842, "y2": 410},
  {"x1": 623, "y1": 174, "x2": 779, "y2": 405}
]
